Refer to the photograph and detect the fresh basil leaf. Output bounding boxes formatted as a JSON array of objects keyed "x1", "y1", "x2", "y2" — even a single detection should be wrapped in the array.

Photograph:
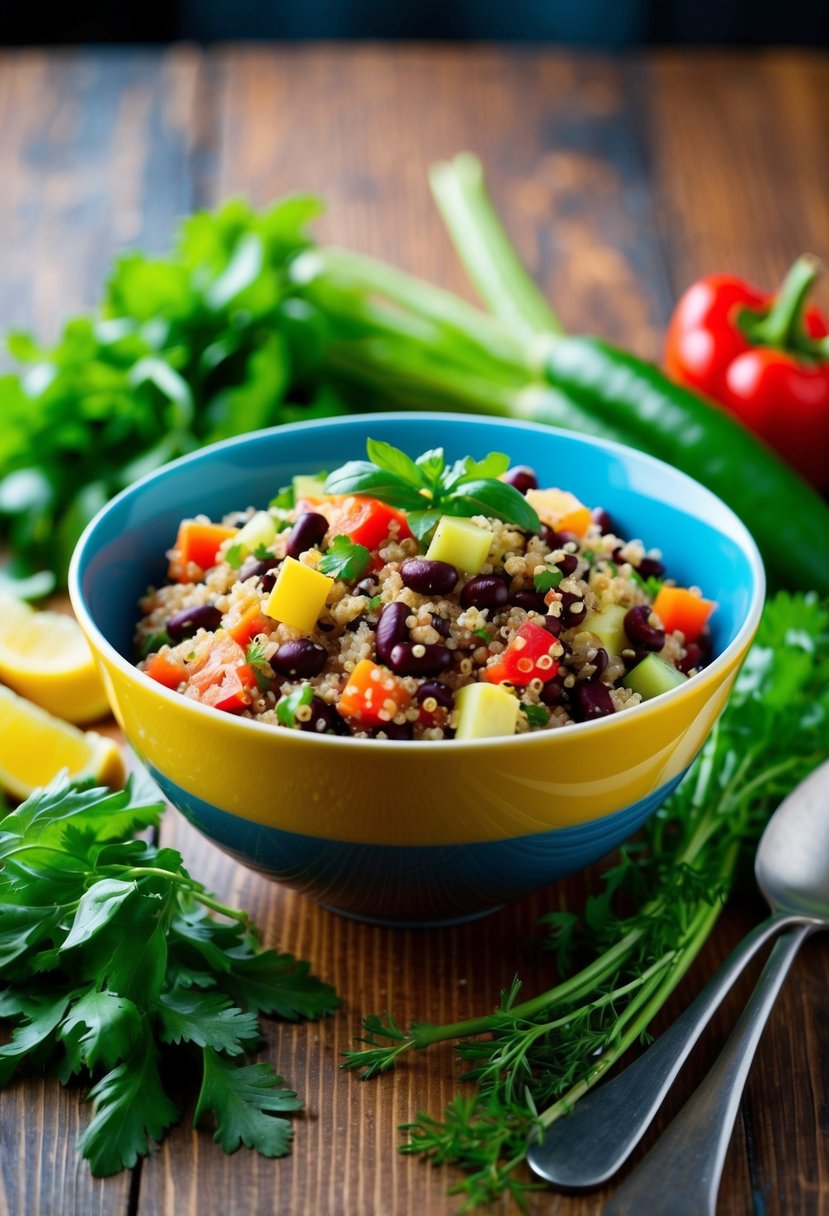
[
  {"x1": 406, "y1": 508, "x2": 442, "y2": 544},
  {"x1": 448, "y1": 480, "x2": 540, "y2": 530},
  {"x1": 323, "y1": 462, "x2": 426, "y2": 510},
  {"x1": 460, "y1": 451, "x2": 510, "y2": 480},
  {"x1": 415, "y1": 448, "x2": 445, "y2": 485},
  {"x1": 365, "y1": 439, "x2": 423, "y2": 489}
]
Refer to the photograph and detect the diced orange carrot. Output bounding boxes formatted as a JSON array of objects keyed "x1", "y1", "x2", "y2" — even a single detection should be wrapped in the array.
[
  {"x1": 184, "y1": 633, "x2": 256, "y2": 713},
  {"x1": 144, "y1": 652, "x2": 188, "y2": 690},
  {"x1": 337, "y1": 658, "x2": 411, "y2": 727},
  {"x1": 168, "y1": 521, "x2": 239, "y2": 582},
  {"x1": 652, "y1": 586, "x2": 715, "y2": 643}
]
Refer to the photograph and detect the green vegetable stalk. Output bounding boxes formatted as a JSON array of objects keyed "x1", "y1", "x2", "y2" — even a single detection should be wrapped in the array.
[
  {"x1": 0, "y1": 772, "x2": 339, "y2": 1176},
  {"x1": 343, "y1": 591, "x2": 829, "y2": 1210},
  {"x1": 4, "y1": 165, "x2": 829, "y2": 597}
]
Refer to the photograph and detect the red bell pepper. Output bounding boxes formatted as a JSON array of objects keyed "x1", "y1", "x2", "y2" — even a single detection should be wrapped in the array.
[
  {"x1": 309, "y1": 495, "x2": 413, "y2": 552},
  {"x1": 483, "y1": 621, "x2": 560, "y2": 687},
  {"x1": 665, "y1": 256, "x2": 829, "y2": 491}
]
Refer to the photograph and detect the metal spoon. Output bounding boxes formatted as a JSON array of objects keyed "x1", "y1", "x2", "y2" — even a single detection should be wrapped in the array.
[{"x1": 528, "y1": 756, "x2": 829, "y2": 1199}]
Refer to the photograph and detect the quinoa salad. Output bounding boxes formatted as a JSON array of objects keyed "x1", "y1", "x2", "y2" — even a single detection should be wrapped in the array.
[{"x1": 135, "y1": 440, "x2": 715, "y2": 741}]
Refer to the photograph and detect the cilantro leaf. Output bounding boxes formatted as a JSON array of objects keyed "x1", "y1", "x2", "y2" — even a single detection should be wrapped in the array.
[
  {"x1": 219, "y1": 950, "x2": 341, "y2": 1021},
  {"x1": 0, "y1": 992, "x2": 70, "y2": 1085},
  {"x1": 318, "y1": 535, "x2": 371, "y2": 581},
  {"x1": 58, "y1": 991, "x2": 142, "y2": 1077},
  {"x1": 60, "y1": 878, "x2": 137, "y2": 952},
  {"x1": 194, "y1": 1048, "x2": 301, "y2": 1158},
  {"x1": 78, "y1": 1035, "x2": 179, "y2": 1176},
  {"x1": 159, "y1": 987, "x2": 260, "y2": 1056},
  {"x1": 534, "y1": 569, "x2": 563, "y2": 594}
]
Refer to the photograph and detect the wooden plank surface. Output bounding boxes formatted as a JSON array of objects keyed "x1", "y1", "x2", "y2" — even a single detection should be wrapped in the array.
[{"x1": 0, "y1": 43, "x2": 827, "y2": 1216}]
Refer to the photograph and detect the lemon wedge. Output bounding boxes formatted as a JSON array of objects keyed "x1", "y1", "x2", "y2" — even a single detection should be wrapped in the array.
[
  {"x1": 0, "y1": 685, "x2": 125, "y2": 801},
  {"x1": 0, "y1": 594, "x2": 110, "y2": 724}
]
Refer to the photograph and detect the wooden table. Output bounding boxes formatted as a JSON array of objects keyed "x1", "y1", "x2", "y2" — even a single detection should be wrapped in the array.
[{"x1": 1, "y1": 45, "x2": 828, "y2": 1216}]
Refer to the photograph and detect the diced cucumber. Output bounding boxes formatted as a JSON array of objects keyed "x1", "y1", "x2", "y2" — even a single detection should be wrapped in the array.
[
  {"x1": 625, "y1": 653, "x2": 688, "y2": 701},
  {"x1": 293, "y1": 473, "x2": 327, "y2": 500},
  {"x1": 454, "y1": 682, "x2": 519, "y2": 740},
  {"x1": 581, "y1": 603, "x2": 629, "y2": 655},
  {"x1": 234, "y1": 510, "x2": 278, "y2": 555},
  {"x1": 426, "y1": 516, "x2": 491, "y2": 574}
]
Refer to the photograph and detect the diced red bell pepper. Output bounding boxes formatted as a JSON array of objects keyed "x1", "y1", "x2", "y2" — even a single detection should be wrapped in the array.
[
  {"x1": 184, "y1": 633, "x2": 256, "y2": 713},
  {"x1": 483, "y1": 621, "x2": 561, "y2": 687},
  {"x1": 314, "y1": 496, "x2": 413, "y2": 551}
]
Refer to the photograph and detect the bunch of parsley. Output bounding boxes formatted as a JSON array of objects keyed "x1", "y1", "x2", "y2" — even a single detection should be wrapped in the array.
[
  {"x1": 0, "y1": 773, "x2": 338, "y2": 1175},
  {"x1": 344, "y1": 591, "x2": 829, "y2": 1210}
]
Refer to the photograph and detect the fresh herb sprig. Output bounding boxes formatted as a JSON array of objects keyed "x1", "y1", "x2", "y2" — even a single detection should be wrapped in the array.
[
  {"x1": 318, "y1": 535, "x2": 372, "y2": 581},
  {"x1": 324, "y1": 439, "x2": 540, "y2": 542},
  {"x1": 0, "y1": 773, "x2": 339, "y2": 1176},
  {"x1": 343, "y1": 591, "x2": 829, "y2": 1210}
]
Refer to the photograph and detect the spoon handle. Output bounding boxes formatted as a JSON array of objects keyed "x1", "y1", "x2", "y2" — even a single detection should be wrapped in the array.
[
  {"x1": 528, "y1": 912, "x2": 793, "y2": 1187},
  {"x1": 603, "y1": 923, "x2": 813, "y2": 1216}
]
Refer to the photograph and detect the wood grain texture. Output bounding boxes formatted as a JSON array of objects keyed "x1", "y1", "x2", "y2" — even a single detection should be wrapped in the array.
[{"x1": 0, "y1": 43, "x2": 827, "y2": 1216}]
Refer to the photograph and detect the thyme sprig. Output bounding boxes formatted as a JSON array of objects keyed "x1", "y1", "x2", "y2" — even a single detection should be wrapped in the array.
[{"x1": 343, "y1": 591, "x2": 829, "y2": 1210}]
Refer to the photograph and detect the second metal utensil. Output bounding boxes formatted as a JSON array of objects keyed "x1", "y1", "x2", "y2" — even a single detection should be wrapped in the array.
[{"x1": 528, "y1": 756, "x2": 829, "y2": 1191}]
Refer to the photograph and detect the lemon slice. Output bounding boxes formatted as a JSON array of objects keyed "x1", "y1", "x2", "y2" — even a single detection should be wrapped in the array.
[
  {"x1": 0, "y1": 685, "x2": 125, "y2": 801},
  {"x1": 0, "y1": 594, "x2": 110, "y2": 724}
]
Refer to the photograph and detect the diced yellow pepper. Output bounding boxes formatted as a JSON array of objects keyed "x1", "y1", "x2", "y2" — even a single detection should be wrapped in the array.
[
  {"x1": 526, "y1": 488, "x2": 591, "y2": 537},
  {"x1": 426, "y1": 516, "x2": 492, "y2": 574},
  {"x1": 454, "y1": 682, "x2": 519, "y2": 740},
  {"x1": 264, "y1": 557, "x2": 334, "y2": 632}
]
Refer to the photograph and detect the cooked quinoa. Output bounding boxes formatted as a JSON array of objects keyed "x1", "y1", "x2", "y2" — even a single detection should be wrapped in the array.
[{"x1": 134, "y1": 454, "x2": 714, "y2": 740}]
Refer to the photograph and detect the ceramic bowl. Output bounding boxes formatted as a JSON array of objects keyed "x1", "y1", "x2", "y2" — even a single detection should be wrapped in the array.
[{"x1": 69, "y1": 413, "x2": 765, "y2": 926}]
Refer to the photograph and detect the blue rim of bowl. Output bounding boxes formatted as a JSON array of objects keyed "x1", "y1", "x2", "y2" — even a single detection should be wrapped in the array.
[{"x1": 68, "y1": 411, "x2": 767, "y2": 752}]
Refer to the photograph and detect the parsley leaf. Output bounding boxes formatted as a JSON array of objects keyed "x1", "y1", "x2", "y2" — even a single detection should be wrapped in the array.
[
  {"x1": 0, "y1": 772, "x2": 339, "y2": 1177},
  {"x1": 318, "y1": 535, "x2": 371, "y2": 581},
  {"x1": 195, "y1": 1048, "x2": 302, "y2": 1158},
  {"x1": 534, "y1": 569, "x2": 563, "y2": 594},
  {"x1": 521, "y1": 703, "x2": 549, "y2": 727}
]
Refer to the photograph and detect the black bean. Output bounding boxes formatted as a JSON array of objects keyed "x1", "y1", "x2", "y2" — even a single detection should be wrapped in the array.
[
  {"x1": 415, "y1": 681, "x2": 455, "y2": 710},
  {"x1": 286, "y1": 511, "x2": 329, "y2": 559},
  {"x1": 624, "y1": 604, "x2": 666, "y2": 653},
  {"x1": 271, "y1": 639, "x2": 327, "y2": 678},
  {"x1": 638, "y1": 556, "x2": 666, "y2": 579},
  {"x1": 540, "y1": 675, "x2": 567, "y2": 707},
  {"x1": 573, "y1": 680, "x2": 616, "y2": 721},
  {"x1": 354, "y1": 576, "x2": 378, "y2": 598},
  {"x1": 238, "y1": 556, "x2": 281, "y2": 591},
  {"x1": 677, "y1": 641, "x2": 707, "y2": 675},
  {"x1": 591, "y1": 647, "x2": 609, "y2": 679},
  {"x1": 298, "y1": 696, "x2": 339, "y2": 735},
  {"x1": 540, "y1": 524, "x2": 580, "y2": 548},
  {"x1": 503, "y1": 465, "x2": 538, "y2": 494},
  {"x1": 460, "y1": 574, "x2": 509, "y2": 611},
  {"x1": 400, "y1": 558, "x2": 458, "y2": 596},
  {"x1": 345, "y1": 614, "x2": 367, "y2": 632},
  {"x1": 560, "y1": 591, "x2": 587, "y2": 627},
  {"x1": 166, "y1": 604, "x2": 222, "y2": 642},
  {"x1": 430, "y1": 613, "x2": 451, "y2": 638},
  {"x1": 388, "y1": 642, "x2": 452, "y2": 677},
  {"x1": 371, "y1": 721, "x2": 414, "y2": 741},
  {"x1": 375, "y1": 601, "x2": 410, "y2": 662},
  {"x1": 554, "y1": 552, "x2": 579, "y2": 576},
  {"x1": 591, "y1": 507, "x2": 617, "y2": 536},
  {"x1": 512, "y1": 589, "x2": 547, "y2": 614},
  {"x1": 543, "y1": 614, "x2": 563, "y2": 637}
]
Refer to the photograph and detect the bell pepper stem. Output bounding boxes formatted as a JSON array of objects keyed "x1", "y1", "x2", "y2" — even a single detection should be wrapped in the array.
[{"x1": 750, "y1": 254, "x2": 822, "y2": 350}]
